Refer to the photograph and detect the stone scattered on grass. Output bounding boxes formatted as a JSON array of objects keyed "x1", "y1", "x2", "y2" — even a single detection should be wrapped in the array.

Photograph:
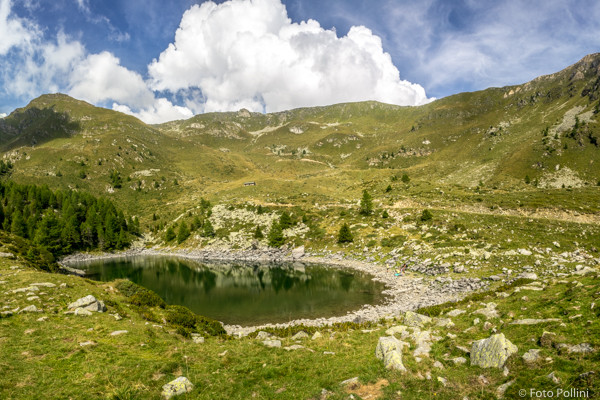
[
  {"x1": 385, "y1": 325, "x2": 408, "y2": 336},
  {"x1": 291, "y1": 331, "x2": 309, "y2": 340},
  {"x1": 453, "y1": 357, "x2": 467, "y2": 365},
  {"x1": 510, "y1": 318, "x2": 561, "y2": 325},
  {"x1": 31, "y1": 282, "x2": 56, "y2": 288},
  {"x1": 284, "y1": 345, "x2": 305, "y2": 351},
  {"x1": 67, "y1": 295, "x2": 106, "y2": 313},
  {"x1": 446, "y1": 309, "x2": 466, "y2": 317},
  {"x1": 161, "y1": 376, "x2": 194, "y2": 399},
  {"x1": 522, "y1": 349, "x2": 542, "y2": 363},
  {"x1": 79, "y1": 341, "x2": 96, "y2": 347},
  {"x1": 19, "y1": 305, "x2": 41, "y2": 313},
  {"x1": 556, "y1": 343, "x2": 595, "y2": 354},
  {"x1": 496, "y1": 380, "x2": 515, "y2": 399},
  {"x1": 263, "y1": 339, "x2": 281, "y2": 348},
  {"x1": 110, "y1": 330, "x2": 128, "y2": 336},
  {"x1": 311, "y1": 331, "x2": 323, "y2": 340},
  {"x1": 191, "y1": 334, "x2": 204, "y2": 344},
  {"x1": 376, "y1": 336, "x2": 407, "y2": 372},
  {"x1": 256, "y1": 331, "x2": 271, "y2": 340},
  {"x1": 470, "y1": 333, "x2": 518, "y2": 369},
  {"x1": 74, "y1": 308, "x2": 93, "y2": 316},
  {"x1": 402, "y1": 311, "x2": 431, "y2": 327}
]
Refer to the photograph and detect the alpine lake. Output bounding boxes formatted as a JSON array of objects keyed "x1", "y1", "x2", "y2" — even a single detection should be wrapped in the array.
[{"x1": 68, "y1": 256, "x2": 388, "y2": 326}]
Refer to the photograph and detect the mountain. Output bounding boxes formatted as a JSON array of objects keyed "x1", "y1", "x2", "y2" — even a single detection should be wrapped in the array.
[{"x1": 1, "y1": 55, "x2": 599, "y2": 222}]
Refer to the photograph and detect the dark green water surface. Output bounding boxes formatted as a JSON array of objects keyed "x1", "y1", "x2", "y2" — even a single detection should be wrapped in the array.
[{"x1": 71, "y1": 256, "x2": 387, "y2": 326}]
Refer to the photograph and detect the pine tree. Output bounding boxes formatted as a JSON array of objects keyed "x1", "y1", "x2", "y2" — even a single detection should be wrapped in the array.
[
  {"x1": 165, "y1": 226, "x2": 176, "y2": 242},
  {"x1": 382, "y1": 210, "x2": 389, "y2": 219},
  {"x1": 359, "y1": 190, "x2": 373, "y2": 216},
  {"x1": 253, "y1": 225, "x2": 264, "y2": 239},
  {"x1": 337, "y1": 223, "x2": 353, "y2": 243},
  {"x1": 268, "y1": 222, "x2": 285, "y2": 247},
  {"x1": 279, "y1": 211, "x2": 292, "y2": 229},
  {"x1": 177, "y1": 221, "x2": 190, "y2": 243},
  {"x1": 385, "y1": 184, "x2": 392, "y2": 193},
  {"x1": 10, "y1": 211, "x2": 27, "y2": 238},
  {"x1": 401, "y1": 173, "x2": 410, "y2": 183},
  {"x1": 202, "y1": 219, "x2": 215, "y2": 238}
]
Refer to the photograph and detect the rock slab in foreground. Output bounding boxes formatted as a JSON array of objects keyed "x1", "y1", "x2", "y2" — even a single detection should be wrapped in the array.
[
  {"x1": 67, "y1": 295, "x2": 106, "y2": 313},
  {"x1": 161, "y1": 377, "x2": 194, "y2": 399},
  {"x1": 471, "y1": 333, "x2": 518, "y2": 369}
]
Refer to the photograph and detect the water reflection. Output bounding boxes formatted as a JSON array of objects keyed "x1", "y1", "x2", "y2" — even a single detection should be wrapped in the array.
[{"x1": 71, "y1": 256, "x2": 386, "y2": 326}]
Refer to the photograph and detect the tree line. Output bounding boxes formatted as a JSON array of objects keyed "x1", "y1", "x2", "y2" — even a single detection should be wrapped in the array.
[{"x1": 0, "y1": 180, "x2": 139, "y2": 260}]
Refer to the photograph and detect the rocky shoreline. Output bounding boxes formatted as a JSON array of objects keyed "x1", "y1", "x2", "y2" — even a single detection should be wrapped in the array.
[{"x1": 60, "y1": 247, "x2": 487, "y2": 336}]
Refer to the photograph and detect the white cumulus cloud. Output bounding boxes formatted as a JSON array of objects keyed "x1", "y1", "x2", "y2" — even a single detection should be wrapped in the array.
[
  {"x1": 69, "y1": 52, "x2": 155, "y2": 108},
  {"x1": 148, "y1": 0, "x2": 432, "y2": 113}
]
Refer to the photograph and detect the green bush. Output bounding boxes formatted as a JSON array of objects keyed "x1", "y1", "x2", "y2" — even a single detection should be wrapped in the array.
[
  {"x1": 420, "y1": 209, "x2": 433, "y2": 221},
  {"x1": 337, "y1": 223, "x2": 353, "y2": 243},
  {"x1": 166, "y1": 305, "x2": 197, "y2": 329},
  {"x1": 115, "y1": 280, "x2": 143, "y2": 297},
  {"x1": 130, "y1": 290, "x2": 166, "y2": 308},
  {"x1": 196, "y1": 315, "x2": 227, "y2": 337}
]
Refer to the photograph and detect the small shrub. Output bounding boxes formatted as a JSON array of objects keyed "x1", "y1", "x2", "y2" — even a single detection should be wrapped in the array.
[
  {"x1": 420, "y1": 209, "x2": 433, "y2": 221},
  {"x1": 115, "y1": 280, "x2": 142, "y2": 297},
  {"x1": 130, "y1": 290, "x2": 166, "y2": 308},
  {"x1": 166, "y1": 305, "x2": 197, "y2": 329}
]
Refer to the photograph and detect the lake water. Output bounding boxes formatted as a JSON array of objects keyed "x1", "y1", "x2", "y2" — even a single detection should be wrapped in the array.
[{"x1": 71, "y1": 256, "x2": 387, "y2": 326}]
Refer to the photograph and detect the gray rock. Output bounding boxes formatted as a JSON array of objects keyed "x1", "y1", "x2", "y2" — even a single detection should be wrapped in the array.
[
  {"x1": 79, "y1": 341, "x2": 96, "y2": 347},
  {"x1": 191, "y1": 334, "x2": 204, "y2": 344},
  {"x1": 74, "y1": 308, "x2": 93, "y2": 316},
  {"x1": 446, "y1": 309, "x2": 466, "y2": 317},
  {"x1": 256, "y1": 331, "x2": 271, "y2": 340},
  {"x1": 556, "y1": 343, "x2": 595, "y2": 354},
  {"x1": 19, "y1": 305, "x2": 41, "y2": 313},
  {"x1": 496, "y1": 380, "x2": 515, "y2": 399},
  {"x1": 311, "y1": 331, "x2": 323, "y2": 340},
  {"x1": 518, "y1": 272, "x2": 538, "y2": 280},
  {"x1": 291, "y1": 331, "x2": 309, "y2": 340},
  {"x1": 433, "y1": 361, "x2": 444, "y2": 369},
  {"x1": 291, "y1": 246, "x2": 305, "y2": 259},
  {"x1": 110, "y1": 330, "x2": 128, "y2": 336},
  {"x1": 385, "y1": 325, "x2": 408, "y2": 336},
  {"x1": 376, "y1": 336, "x2": 403, "y2": 360},
  {"x1": 436, "y1": 318, "x2": 455, "y2": 328},
  {"x1": 510, "y1": 318, "x2": 561, "y2": 325},
  {"x1": 283, "y1": 345, "x2": 304, "y2": 351},
  {"x1": 161, "y1": 376, "x2": 194, "y2": 399},
  {"x1": 340, "y1": 377, "x2": 359, "y2": 387},
  {"x1": 452, "y1": 357, "x2": 467, "y2": 365},
  {"x1": 263, "y1": 339, "x2": 281, "y2": 348},
  {"x1": 383, "y1": 350, "x2": 406, "y2": 372},
  {"x1": 31, "y1": 282, "x2": 56, "y2": 288},
  {"x1": 522, "y1": 349, "x2": 542, "y2": 363},
  {"x1": 67, "y1": 295, "x2": 106, "y2": 313},
  {"x1": 403, "y1": 311, "x2": 432, "y2": 327},
  {"x1": 470, "y1": 333, "x2": 518, "y2": 369}
]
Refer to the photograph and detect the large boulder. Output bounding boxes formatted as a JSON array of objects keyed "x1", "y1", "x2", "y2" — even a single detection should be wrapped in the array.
[
  {"x1": 471, "y1": 333, "x2": 518, "y2": 369},
  {"x1": 402, "y1": 311, "x2": 432, "y2": 327},
  {"x1": 375, "y1": 336, "x2": 403, "y2": 360},
  {"x1": 161, "y1": 377, "x2": 194, "y2": 399},
  {"x1": 291, "y1": 246, "x2": 305, "y2": 259},
  {"x1": 376, "y1": 336, "x2": 407, "y2": 372},
  {"x1": 67, "y1": 295, "x2": 106, "y2": 313}
]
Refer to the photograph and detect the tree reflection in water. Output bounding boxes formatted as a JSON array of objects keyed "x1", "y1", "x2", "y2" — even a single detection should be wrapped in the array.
[{"x1": 72, "y1": 256, "x2": 386, "y2": 326}]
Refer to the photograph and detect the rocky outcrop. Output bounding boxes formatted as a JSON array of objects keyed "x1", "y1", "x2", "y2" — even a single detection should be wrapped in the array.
[{"x1": 470, "y1": 333, "x2": 518, "y2": 369}]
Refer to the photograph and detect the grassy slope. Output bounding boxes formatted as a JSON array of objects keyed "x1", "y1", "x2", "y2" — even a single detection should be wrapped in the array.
[
  {"x1": 1, "y1": 253, "x2": 598, "y2": 399},
  {"x1": 0, "y1": 55, "x2": 598, "y2": 227}
]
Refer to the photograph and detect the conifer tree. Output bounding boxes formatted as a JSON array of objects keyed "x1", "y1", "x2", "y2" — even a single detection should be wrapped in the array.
[
  {"x1": 177, "y1": 221, "x2": 190, "y2": 243},
  {"x1": 279, "y1": 211, "x2": 293, "y2": 229},
  {"x1": 338, "y1": 223, "x2": 353, "y2": 243},
  {"x1": 202, "y1": 219, "x2": 215, "y2": 237},
  {"x1": 359, "y1": 190, "x2": 373, "y2": 216},
  {"x1": 254, "y1": 225, "x2": 264, "y2": 239},
  {"x1": 165, "y1": 226, "x2": 176, "y2": 242},
  {"x1": 268, "y1": 222, "x2": 285, "y2": 247}
]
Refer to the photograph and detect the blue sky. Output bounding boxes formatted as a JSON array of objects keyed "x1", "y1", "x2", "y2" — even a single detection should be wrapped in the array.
[{"x1": 1, "y1": 0, "x2": 599, "y2": 122}]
